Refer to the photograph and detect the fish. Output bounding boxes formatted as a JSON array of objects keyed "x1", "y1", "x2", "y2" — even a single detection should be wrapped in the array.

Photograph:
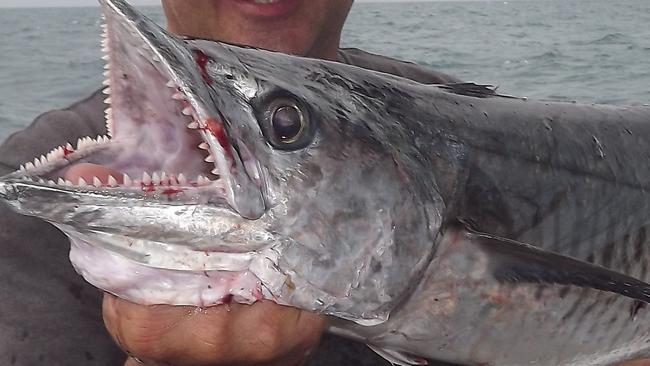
[{"x1": 1, "y1": 0, "x2": 650, "y2": 365}]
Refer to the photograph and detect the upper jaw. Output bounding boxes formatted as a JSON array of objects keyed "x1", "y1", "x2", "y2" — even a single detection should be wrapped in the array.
[
  {"x1": 98, "y1": 0, "x2": 266, "y2": 218},
  {"x1": 1, "y1": 0, "x2": 266, "y2": 219}
]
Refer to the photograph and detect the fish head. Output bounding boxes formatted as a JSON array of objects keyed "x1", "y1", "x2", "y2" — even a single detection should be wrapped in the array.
[
  {"x1": 0, "y1": 0, "x2": 443, "y2": 325},
  {"x1": 187, "y1": 40, "x2": 446, "y2": 321}
]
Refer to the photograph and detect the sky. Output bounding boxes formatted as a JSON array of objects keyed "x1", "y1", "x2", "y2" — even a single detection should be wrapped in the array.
[{"x1": 0, "y1": 0, "x2": 438, "y2": 7}]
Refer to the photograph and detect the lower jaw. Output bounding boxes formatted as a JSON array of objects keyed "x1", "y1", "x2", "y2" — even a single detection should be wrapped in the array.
[{"x1": 68, "y1": 236, "x2": 265, "y2": 307}]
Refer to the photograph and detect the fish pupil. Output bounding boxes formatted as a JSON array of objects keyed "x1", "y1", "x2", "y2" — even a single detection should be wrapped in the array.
[{"x1": 272, "y1": 105, "x2": 304, "y2": 142}]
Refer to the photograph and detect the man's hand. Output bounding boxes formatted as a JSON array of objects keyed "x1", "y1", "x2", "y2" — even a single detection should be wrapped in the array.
[
  {"x1": 64, "y1": 164, "x2": 326, "y2": 366},
  {"x1": 620, "y1": 361, "x2": 650, "y2": 366},
  {"x1": 103, "y1": 294, "x2": 326, "y2": 366}
]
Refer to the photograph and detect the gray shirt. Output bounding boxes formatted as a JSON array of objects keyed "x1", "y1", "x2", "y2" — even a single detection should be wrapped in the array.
[{"x1": 0, "y1": 48, "x2": 459, "y2": 366}]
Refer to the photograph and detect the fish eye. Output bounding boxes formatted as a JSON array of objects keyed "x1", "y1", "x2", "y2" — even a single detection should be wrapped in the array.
[
  {"x1": 260, "y1": 95, "x2": 315, "y2": 151},
  {"x1": 271, "y1": 103, "x2": 305, "y2": 144}
]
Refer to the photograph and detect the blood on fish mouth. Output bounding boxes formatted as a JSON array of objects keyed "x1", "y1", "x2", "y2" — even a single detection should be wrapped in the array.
[
  {"x1": 9, "y1": 16, "x2": 244, "y2": 203},
  {"x1": 194, "y1": 50, "x2": 213, "y2": 86}
]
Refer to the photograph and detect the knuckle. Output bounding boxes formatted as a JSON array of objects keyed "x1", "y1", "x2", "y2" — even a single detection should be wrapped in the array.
[
  {"x1": 104, "y1": 308, "x2": 171, "y2": 360},
  {"x1": 192, "y1": 327, "x2": 231, "y2": 358},
  {"x1": 249, "y1": 323, "x2": 286, "y2": 361},
  {"x1": 120, "y1": 331, "x2": 162, "y2": 361}
]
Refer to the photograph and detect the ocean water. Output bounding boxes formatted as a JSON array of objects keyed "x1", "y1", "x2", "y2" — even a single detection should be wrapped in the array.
[{"x1": 0, "y1": 0, "x2": 649, "y2": 141}]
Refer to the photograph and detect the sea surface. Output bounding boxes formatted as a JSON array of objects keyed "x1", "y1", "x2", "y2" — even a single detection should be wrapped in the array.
[{"x1": 0, "y1": 0, "x2": 649, "y2": 141}]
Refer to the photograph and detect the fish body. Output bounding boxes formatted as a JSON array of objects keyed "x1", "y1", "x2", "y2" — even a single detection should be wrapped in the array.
[{"x1": 1, "y1": 0, "x2": 650, "y2": 365}]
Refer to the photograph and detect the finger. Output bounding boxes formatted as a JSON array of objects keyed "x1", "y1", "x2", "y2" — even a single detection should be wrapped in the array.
[
  {"x1": 124, "y1": 356, "x2": 167, "y2": 366},
  {"x1": 124, "y1": 356, "x2": 145, "y2": 366},
  {"x1": 618, "y1": 360, "x2": 650, "y2": 366},
  {"x1": 103, "y1": 293, "x2": 326, "y2": 366}
]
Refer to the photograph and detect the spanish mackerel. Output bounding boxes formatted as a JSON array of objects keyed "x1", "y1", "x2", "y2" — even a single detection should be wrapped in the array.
[{"x1": 1, "y1": 0, "x2": 650, "y2": 365}]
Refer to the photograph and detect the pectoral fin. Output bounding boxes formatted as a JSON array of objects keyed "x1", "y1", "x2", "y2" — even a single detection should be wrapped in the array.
[{"x1": 456, "y1": 221, "x2": 650, "y2": 303}]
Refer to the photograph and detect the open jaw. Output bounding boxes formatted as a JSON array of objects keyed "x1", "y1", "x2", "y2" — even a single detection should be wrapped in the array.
[
  {"x1": 7, "y1": 3, "x2": 263, "y2": 214},
  {"x1": 0, "y1": 0, "x2": 273, "y2": 307}
]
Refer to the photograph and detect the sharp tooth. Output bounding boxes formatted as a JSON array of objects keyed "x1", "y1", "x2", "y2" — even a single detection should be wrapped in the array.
[
  {"x1": 33, "y1": 158, "x2": 41, "y2": 167},
  {"x1": 39, "y1": 155, "x2": 47, "y2": 166},
  {"x1": 107, "y1": 175, "x2": 118, "y2": 187},
  {"x1": 25, "y1": 162, "x2": 35, "y2": 170},
  {"x1": 66, "y1": 143, "x2": 74, "y2": 151},
  {"x1": 166, "y1": 80, "x2": 176, "y2": 88},
  {"x1": 178, "y1": 173, "x2": 187, "y2": 185},
  {"x1": 93, "y1": 177, "x2": 103, "y2": 187},
  {"x1": 20, "y1": 164, "x2": 26, "y2": 172},
  {"x1": 105, "y1": 107, "x2": 112, "y2": 116},
  {"x1": 103, "y1": 63, "x2": 110, "y2": 70},
  {"x1": 123, "y1": 174, "x2": 132, "y2": 187},
  {"x1": 104, "y1": 97, "x2": 112, "y2": 104},
  {"x1": 38, "y1": 178, "x2": 46, "y2": 184},
  {"x1": 160, "y1": 172, "x2": 168, "y2": 184},
  {"x1": 197, "y1": 175, "x2": 209, "y2": 185},
  {"x1": 152, "y1": 172, "x2": 161, "y2": 183},
  {"x1": 204, "y1": 155, "x2": 215, "y2": 163},
  {"x1": 77, "y1": 137, "x2": 85, "y2": 149},
  {"x1": 102, "y1": 54, "x2": 109, "y2": 61},
  {"x1": 106, "y1": 119, "x2": 114, "y2": 139},
  {"x1": 57, "y1": 178, "x2": 66, "y2": 186},
  {"x1": 168, "y1": 174, "x2": 178, "y2": 186},
  {"x1": 142, "y1": 172, "x2": 152, "y2": 185},
  {"x1": 198, "y1": 142, "x2": 209, "y2": 150},
  {"x1": 102, "y1": 78, "x2": 110, "y2": 85},
  {"x1": 211, "y1": 169, "x2": 220, "y2": 176},
  {"x1": 172, "y1": 93, "x2": 186, "y2": 101},
  {"x1": 187, "y1": 121, "x2": 199, "y2": 129},
  {"x1": 78, "y1": 177, "x2": 88, "y2": 187},
  {"x1": 65, "y1": 179, "x2": 74, "y2": 186},
  {"x1": 182, "y1": 107, "x2": 193, "y2": 116},
  {"x1": 103, "y1": 87, "x2": 111, "y2": 95}
]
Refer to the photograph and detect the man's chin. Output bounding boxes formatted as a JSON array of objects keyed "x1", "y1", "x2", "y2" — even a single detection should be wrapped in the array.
[{"x1": 224, "y1": 0, "x2": 302, "y2": 20}]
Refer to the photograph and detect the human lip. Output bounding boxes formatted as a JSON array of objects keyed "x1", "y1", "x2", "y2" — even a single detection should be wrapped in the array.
[{"x1": 228, "y1": 0, "x2": 301, "y2": 18}]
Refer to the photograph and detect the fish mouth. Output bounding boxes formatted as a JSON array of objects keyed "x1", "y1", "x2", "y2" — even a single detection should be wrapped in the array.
[
  {"x1": 0, "y1": 0, "x2": 276, "y2": 307},
  {"x1": 2, "y1": 0, "x2": 265, "y2": 221}
]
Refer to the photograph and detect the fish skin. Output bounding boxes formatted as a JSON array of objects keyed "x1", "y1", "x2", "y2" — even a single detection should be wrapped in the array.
[{"x1": 2, "y1": 0, "x2": 650, "y2": 365}]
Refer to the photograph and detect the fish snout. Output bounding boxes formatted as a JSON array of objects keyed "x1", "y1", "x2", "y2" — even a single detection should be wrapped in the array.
[{"x1": 0, "y1": 178, "x2": 18, "y2": 202}]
